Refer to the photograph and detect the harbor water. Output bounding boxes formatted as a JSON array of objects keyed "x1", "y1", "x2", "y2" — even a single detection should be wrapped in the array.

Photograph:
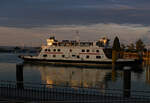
[{"x1": 0, "y1": 53, "x2": 150, "y2": 95}]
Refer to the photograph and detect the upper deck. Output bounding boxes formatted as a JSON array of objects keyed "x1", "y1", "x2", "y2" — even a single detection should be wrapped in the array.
[{"x1": 47, "y1": 36, "x2": 110, "y2": 47}]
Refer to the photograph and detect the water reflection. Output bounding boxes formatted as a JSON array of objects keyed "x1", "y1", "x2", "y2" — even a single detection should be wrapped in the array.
[
  {"x1": 1, "y1": 53, "x2": 150, "y2": 93},
  {"x1": 23, "y1": 63, "x2": 114, "y2": 89},
  {"x1": 16, "y1": 64, "x2": 24, "y2": 89},
  {"x1": 123, "y1": 67, "x2": 131, "y2": 97},
  {"x1": 22, "y1": 63, "x2": 136, "y2": 96},
  {"x1": 111, "y1": 65, "x2": 116, "y2": 82}
]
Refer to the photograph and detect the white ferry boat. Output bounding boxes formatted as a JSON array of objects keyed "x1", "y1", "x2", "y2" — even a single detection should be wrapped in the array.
[{"x1": 20, "y1": 37, "x2": 141, "y2": 67}]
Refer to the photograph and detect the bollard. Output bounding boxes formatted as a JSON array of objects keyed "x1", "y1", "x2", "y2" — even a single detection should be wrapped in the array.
[
  {"x1": 16, "y1": 63, "x2": 24, "y2": 89},
  {"x1": 146, "y1": 68, "x2": 150, "y2": 84},
  {"x1": 123, "y1": 66, "x2": 131, "y2": 98}
]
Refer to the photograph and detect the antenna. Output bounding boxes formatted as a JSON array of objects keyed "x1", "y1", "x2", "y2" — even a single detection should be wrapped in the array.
[
  {"x1": 51, "y1": 32, "x2": 55, "y2": 37},
  {"x1": 22, "y1": 43, "x2": 25, "y2": 49},
  {"x1": 75, "y1": 30, "x2": 80, "y2": 42}
]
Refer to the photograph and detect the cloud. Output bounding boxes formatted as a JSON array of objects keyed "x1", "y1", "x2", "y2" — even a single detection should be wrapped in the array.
[
  {"x1": 0, "y1": 0, "x2": 150, "y2": 47},
  {"x1": 0, "y1": 23, "x2": 150, "y2": 46},
  {"x1": 0, "y1": 0, "x2": 150, "y2": 28}
]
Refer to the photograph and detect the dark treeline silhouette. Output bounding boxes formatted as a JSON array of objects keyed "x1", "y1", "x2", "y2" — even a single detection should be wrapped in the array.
[
  {"x1": 0, "y1": 46, "x2": 41, "y2": 53},
  {"x1": 120, "y1": 39, "x2": 146, "y2": 52}
]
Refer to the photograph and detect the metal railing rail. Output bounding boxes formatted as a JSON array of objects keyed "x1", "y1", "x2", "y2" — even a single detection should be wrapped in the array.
[{"x1": 0, "y1": 80, "x2": 150, "y2": 102}]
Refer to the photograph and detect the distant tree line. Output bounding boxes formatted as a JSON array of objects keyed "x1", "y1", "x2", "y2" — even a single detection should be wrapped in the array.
[
  {"x1": 120, "y1": 39, "x2": 146, "y2": 52},
  {"x1": 0, "y1": 46, "x2": 41, "y2": 53}
]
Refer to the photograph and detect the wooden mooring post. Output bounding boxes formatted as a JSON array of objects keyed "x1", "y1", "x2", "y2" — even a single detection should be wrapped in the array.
[
  {"x1": 123, "y1": 66, "x2": 131, "y2": 98},
  {"x1": 148, "y1": 49, "x2": 150, "y2": 65},
  {"x1": 112, "y1": 36, "x2": 121, "y2": 67},
  {"x1": 112, "y1": 65, "x2": 116, "y2": 82},
  {"x1": 112, "y1": 50, "x2": 117, "y2": 67},
  {"x1": 16, "y1": 63, "x2": 24, "y2": 89}
]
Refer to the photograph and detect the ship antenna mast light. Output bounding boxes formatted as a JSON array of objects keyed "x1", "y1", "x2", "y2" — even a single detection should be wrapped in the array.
[
  {"x1": 75, "y1": 30, "x2": 80, "y2": 42},
  {"x1": 47, "y1": 34, "x2": 55, "y2": 46}
]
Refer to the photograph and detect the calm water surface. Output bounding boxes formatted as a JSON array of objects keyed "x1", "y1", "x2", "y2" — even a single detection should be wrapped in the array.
[{"x1": 0, "y1": 53, "x2": 150, "y2": 92}]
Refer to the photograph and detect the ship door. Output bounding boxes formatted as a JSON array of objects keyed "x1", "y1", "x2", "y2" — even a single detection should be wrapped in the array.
[{"x1": 65, "y1": 49, "x2": 71, "y2": 58}]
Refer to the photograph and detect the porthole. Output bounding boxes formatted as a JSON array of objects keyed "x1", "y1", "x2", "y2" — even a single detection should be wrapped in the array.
[
  {"x1": 58, "y1": 49, "x2": 61, "y2": 52},
  {"x1": 96, "y1": 56, "x2": 101, "y2": 59},
  {"x1": 53, "y1": 49, "x2": 56, "y2": 52},
  {"x1": 53, "y1": 55, "x2": 56, "y2": 57},
  {"x1": 43, "y1": 54, "x2": 47, "y2": 57},
  {"x1": 96, "y1": 50, "x2": 99, "y2": 52},
  {"x1": 86, "y1": 55, "x2": 89, "y2": 58},
  {"x1": 82, "y1": 49, "x2": 85, "y2": 52},
  {"x1": 72, "y1": 55, "x2": 76, "y2": 57},
  {"x1": 86, "y1": 49, "x2": 90, "y2": 52}
]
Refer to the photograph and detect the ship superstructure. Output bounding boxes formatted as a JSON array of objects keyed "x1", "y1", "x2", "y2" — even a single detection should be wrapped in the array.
[
  {"x1": 20, "y1": 36, "x2": 139, "y2": 67},
  {"x1": 44, "y1": 37, "x2": 110, "y2": 61}
]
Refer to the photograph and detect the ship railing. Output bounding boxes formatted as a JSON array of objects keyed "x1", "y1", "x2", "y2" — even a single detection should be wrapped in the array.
[{"x1": 47, "y1": 41, "x2": 95, "y2": 47}]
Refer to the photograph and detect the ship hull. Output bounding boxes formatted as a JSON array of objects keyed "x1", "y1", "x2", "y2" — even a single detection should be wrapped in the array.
[{"x1": 20, "y1": 56, "x2": 142, "y2": 68}]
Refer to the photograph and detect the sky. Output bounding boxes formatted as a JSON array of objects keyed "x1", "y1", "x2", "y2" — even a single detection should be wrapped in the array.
[{"x1": 0, "y1": 0, "x2": 150, "y2": 47}]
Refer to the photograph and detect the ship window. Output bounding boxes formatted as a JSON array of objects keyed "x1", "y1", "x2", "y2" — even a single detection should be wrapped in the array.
[
  {"x1": 96, "y1": 56, "x2": 101, "y2": 59},
  {"x1": 86, "y1": 55, "x2": 89, "y2": 58},
  {"x1": 82, "y1": 49, "x2": 85, "y2": 52},
  {"x1": 48, "y1": 49, "x2": 50, "y2": 52},
  {"x1": 45, "y1": 49, "x2": 47, "y2": 52},
  {"x1": 86, "y1": 49, "x2": 90, "y2": 52},
  {"x1": 72, "y1": 55, "x2": 76, "y2": 57},
  {"x1": 62, "y1": 55, "x2": 65, "y2": 58},
  {"x1": 53, "y1": 49, "x2": 56, "y2": 52},
  {"x1": 96, "y1": 50, "x2": 99, "y2": 52},
  {"x1": 77, "y1": 55, "x2": 80, "y2": 58},
  {"x1": 58, "y1": 49, "x2": 61, "y2": 52},
  {"x1": 43, "y1": 54, "x2": 47, "y2": 57},
  {"x1": 53, "y1": 55, "x2": 56, "y2": 57}
]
